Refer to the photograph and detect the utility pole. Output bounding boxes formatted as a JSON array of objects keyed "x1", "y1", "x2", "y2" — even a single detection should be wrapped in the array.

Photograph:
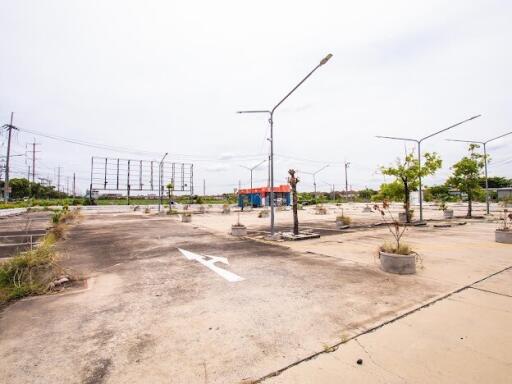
[
  {"x1": 31, "y1": 139, "x2": 40, "y2": 182},
  {"x1": 203, "y1": 178, "x2": 206, "y2": 196},
  {"x1": 28, "y1": 166, "x2": 31, "y2": 180},
  {"x1": 57, "y1": 166, "x2": 61, "y2": 193},
  {"x1": 2, "y1": 112, "x2": 18, "y2": 201},
  {"x1": 73, "y1": 173, "x2": 76, "y2": 197},
  {"x1": 344, "y1": 161, "x2": 350, "y2": 198}
]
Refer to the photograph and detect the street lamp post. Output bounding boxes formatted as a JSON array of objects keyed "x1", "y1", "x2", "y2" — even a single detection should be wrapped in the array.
[
  {"x1": 446, "y1": 130, "x2": 512, "y2": 214},
  {"x1": 240, "y1": 159, "x2": 266, "y2": 208},
  {"x1": 237, "y1": 53, "x2": 333, "y2": 236},
  {"x1": 158, "y1": 152, "x2": 168, "y2": 212},
  {"x1": 302, "y1": 164, "x2": 329, "y2": 196},
  {"x1": 376, "y1": 115, "x2": 481, "y2": 222}
]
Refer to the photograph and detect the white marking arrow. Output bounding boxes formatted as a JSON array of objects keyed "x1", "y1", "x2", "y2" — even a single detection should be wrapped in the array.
[{"x1": 178, "y1": 248, "x2": 245, "y2": 282}]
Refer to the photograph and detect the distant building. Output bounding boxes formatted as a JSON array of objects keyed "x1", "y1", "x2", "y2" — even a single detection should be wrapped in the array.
[
  {"x1": 238, "y1": 185, "x2": 291, "y2": 208},
  {"x1": 497, "y1": 187, "x2": 512, "y2": 200}
]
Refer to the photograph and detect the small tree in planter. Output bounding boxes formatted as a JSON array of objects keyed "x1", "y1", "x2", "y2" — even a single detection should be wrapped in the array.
[
  {"x1": 181, "y1": 212, "x2": 192, "y2": 223},
  {"x1": 288, "y1": 169, "x2": 300, "y2": 236},
  {"x1": 373, "y1": 201, "x2": 417, "y2": 274},
  {"x1": 381, "y1": 151, "x2": 442, "y2": 223},
  {"x1": 437, "y1": 199, "x2": 453, "y2": 219},
  {"x1": 335, "y1": 213, "x2": 351, "y2": 229},
  {"x1": 231, "y1": 212, "x2": 247, "y2": 236},
  {"x1": 446, "y1": 144, "x2": 486, "y2": 218},
  {"x1": 495, "y1": 209, "x2": 512, "y2": 244}
]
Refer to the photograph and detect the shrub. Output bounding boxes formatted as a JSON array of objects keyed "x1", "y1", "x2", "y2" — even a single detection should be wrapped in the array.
[
  {"x1": 379, "y1": 242, "x2": 412, "y2": 255},
  {"x1": 336, "y1": 215, "x2": 352, "y2": 225}
]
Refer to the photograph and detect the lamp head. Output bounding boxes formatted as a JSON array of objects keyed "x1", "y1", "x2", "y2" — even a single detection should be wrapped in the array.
[{"x1": 320, "y1": 53, "x2": 333, "y2": 65}]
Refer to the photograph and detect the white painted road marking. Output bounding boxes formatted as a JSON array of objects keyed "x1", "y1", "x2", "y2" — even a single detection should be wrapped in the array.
[{"x1": 178, "y1": 248, "x2": 245, "y2": 282}]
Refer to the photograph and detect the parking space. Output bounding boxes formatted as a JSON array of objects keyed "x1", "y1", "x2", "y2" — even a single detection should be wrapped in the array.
[{"x1": 0, "y1": 208, "x2": 510, "y2": 383}]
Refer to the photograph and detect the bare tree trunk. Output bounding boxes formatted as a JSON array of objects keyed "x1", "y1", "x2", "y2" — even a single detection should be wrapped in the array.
[
  {"x1": 467, "y1": 191, "x2": 472, "y2": 218},
  {"x1": 288, "y1": 169, "x2": 299, "y2": 235},
  {"x1": 403, "y1": 179, "x2": 411, "y2": 223}
]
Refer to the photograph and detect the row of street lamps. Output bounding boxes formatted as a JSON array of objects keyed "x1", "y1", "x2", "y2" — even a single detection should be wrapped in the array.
[{"x1": 235, "y1": 53, "x2": 509, "y2": 234}]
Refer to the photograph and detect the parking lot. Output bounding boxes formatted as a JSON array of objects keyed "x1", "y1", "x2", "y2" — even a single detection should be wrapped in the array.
[{"x1": 0, "y1": 204, "x2": 511, "y2": 383}]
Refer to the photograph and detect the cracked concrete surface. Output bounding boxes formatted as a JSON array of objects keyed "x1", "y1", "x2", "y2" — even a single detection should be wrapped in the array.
[{"x1": 0, "y1": 208, "x2": 510, "y2": 383}]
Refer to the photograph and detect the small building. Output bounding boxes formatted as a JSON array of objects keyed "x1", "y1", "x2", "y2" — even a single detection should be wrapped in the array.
[
  {"x1": 497, "y1": 187, "x2": 512, "y2": 201},
  {"x1": 238, "y1": 185, "x2": 291, "y2": 208}
]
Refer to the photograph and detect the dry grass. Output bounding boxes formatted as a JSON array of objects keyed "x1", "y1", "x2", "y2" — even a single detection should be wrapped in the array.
[
  {"x1": 336, "y1": 215, "x2": 352, "y2": 225},
  {"x1": 379, "y1": 242, "x2": 413, "y2": 255},
  {"x1": 0, "y1": 208, "x2": 79, "y2": 304}
]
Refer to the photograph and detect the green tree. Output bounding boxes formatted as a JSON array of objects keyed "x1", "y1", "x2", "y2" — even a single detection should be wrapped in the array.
[
  {"x1": 446, "y1": 144, "x2": 486, "y2": 217},
  {"x1": 478, "y1": 176, "x2": 512, "y2": 189},
  {"x1": 381, "y1": 151, "x2": 442, "y2": 223},
  {"x1": 372, "y1": 181, "x2": 405, "y2": 202},
  {"x1": 358, "y1": 188, "x2": 377, "y2": 201},
  {"x1": 166, "y1": 182, "x2": 174, "y2": 200},
  {"x1": 9, "y1": 178, "x2": 30, "y2": 199}
]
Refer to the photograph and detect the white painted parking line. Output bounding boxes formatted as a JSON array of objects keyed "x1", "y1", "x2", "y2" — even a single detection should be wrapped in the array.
[{"x1": 178, "y1": 248, "x2": 245, "y2": 282}]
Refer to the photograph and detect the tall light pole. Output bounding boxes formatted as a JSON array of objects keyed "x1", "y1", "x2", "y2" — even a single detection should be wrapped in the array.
[
  {"x1": 302, "y1": 164, "x2": 329, "y2": 196},
  {"x1": 446, "y1": 130, "x2": 512, "y2": 215},
  {"x1": 376, "y1": 114, "x2": 481, "y2": 222},
  {"x1": 237, "y1": 53, "x2": 333, "y2": 235},
  {"x1": 240, "y1": 159, "x2": 266, "y2": 207},
  {"x1": 158, "y1": 152, "x2": 168, "y2": 212},
  {"x1": 344, "y1": 161, "x2": 350, "y2": 198}
]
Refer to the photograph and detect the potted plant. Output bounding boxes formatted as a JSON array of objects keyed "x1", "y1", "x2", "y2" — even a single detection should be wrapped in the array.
[
  {"x1": 495, "y1": 209, "x2": 512, "y2": 244},
  {"x1": 438, "y1": 200, "x2": 453, "y2": 219},
  {"x1": 315, "y1": 204, "x2": 327, "y2": 215},
  {"x1": 231, "y1": 213, "x2": 247, "y2": 236},
  {"x1": 222, "y1": 204, "x2": 231, "y2": 214},
  {"x1": 258, "y1": 208, "x2": 269, "y2": 218},
  {"x1": 373, "y1": 201, "x2": 417, "y2": 274},
  {"x1": 181, "y1": 212, "x2": 192, "y2": 223},
  {"x1": 398, "y1": 207, "x2": 414, "y2": 223},
  {"x1": 335, "y1": 214, "x2": 351, "y2": 229}
]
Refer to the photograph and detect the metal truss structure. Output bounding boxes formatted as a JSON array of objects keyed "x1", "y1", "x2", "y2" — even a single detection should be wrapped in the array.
[{"x1": 89, "y1": 156, "x2": 193, "y2": 196}]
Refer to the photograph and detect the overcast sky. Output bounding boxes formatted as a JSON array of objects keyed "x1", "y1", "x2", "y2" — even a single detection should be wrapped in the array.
[{"x1": 1, "y1": 0, "x2": 511, "y2": 195}]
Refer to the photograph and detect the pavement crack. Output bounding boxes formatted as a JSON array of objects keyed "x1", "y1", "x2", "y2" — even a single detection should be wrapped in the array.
[
  {"x1": 468, "y1": 286, "x2": 512, "y2": 298},
  {"x1": 354, "y1": 339, "x2": 407, "y2": 383}
]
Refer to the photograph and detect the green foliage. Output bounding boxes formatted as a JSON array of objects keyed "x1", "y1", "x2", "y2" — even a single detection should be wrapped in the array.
[
  {"x1": 423, "y1": 185, "x2": 456, "y2": 202},
  {"x1": 446, "y1": 144, "x2": 486, "y2": 216},
  {"x1": 372, "y1": 181, "x2": 405, "y2": 202},
  {"x1": 358, "y1": 188, "x2": 377, "y2": 201},
  {"x1": 380, "y1": 151, "x2": 442, "y2": 223},
  {"x1": 478, "y1": 176, "x2": 512, "y2": 189},
  {"x1": 3, "y1": 178, "x2": 69, "y2": 200}
]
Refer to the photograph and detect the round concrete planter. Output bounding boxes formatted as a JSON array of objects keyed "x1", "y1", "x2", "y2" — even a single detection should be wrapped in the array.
[
  {"x1": 335, "y1": 221, "x2": 350, "y2": 230},
  {"x1": 379, "y1": 251, "x2": 416, "y2": 275},
  {"x1": 222, "y1": 207, "x2": 231, "y2": 214},
  {"x1": 231, "y1": 225, "x2": 247, "y2": 236},
  {"x1": 181, "y1": 215, "x2": 192, "y2": 223},
  {"x1": 398, "y1": 212, "x2": 407, "y2": 223},
  {"x1": 495, "y1": 230, "x2": 512, "y2": 244},
  {"x1": 362, "y1": 206, "x2": 372, "y2": 213},
  {"x1": 443, "y1": 209, "x2": 454, "y2": 219}
]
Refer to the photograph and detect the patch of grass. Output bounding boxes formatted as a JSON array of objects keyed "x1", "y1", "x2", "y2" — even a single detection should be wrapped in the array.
[
  {"x1": 0, "y1": 209, "x2": 79, "y2": 304},
  {"x1": 379, "y1": 242, "x2": 413, "y2": 255},
  {"x1": 336, "y1": 215, "x2": 352, "y2": 225}
]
